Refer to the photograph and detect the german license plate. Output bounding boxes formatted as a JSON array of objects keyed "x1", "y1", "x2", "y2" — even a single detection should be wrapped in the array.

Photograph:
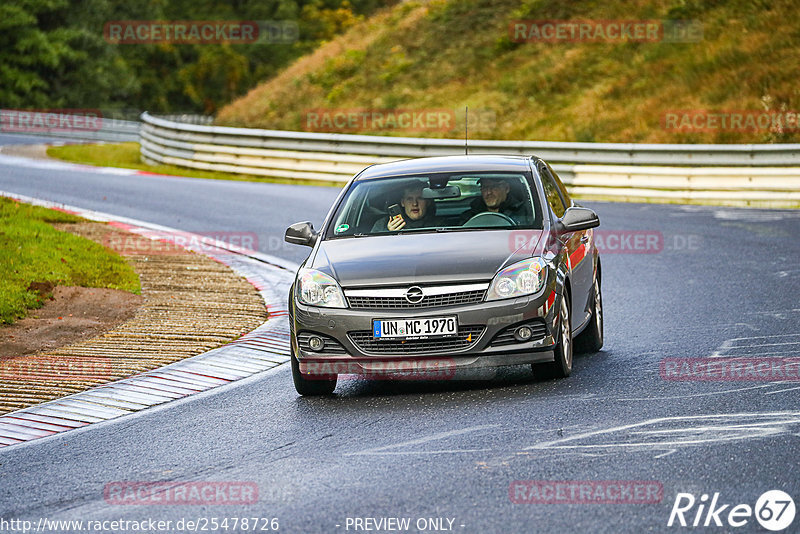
[{"x1": 373, "y1": 316, "x2": 458, "y2": 339}]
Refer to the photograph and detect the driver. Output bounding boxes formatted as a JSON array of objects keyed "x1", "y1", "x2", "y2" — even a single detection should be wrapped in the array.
[
  {"x1": 372, "y1": 183, "x2": 439, "y2": 232},
  {"x1": 461, "y1": 176, "x2": 526, "y2": 224}
]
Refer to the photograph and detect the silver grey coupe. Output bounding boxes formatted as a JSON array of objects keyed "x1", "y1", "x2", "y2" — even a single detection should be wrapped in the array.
[{"x1": 285, "y1": 155, "x2": 602, "y2": 395}]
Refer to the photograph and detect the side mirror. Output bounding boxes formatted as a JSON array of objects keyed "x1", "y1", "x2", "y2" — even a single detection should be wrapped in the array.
[
  {"x1": 558, "y1": 207, "x2": 600, "y2": 233},
  {"x1": 285, "y1": 221, "x2": 318, "y2": 247}
]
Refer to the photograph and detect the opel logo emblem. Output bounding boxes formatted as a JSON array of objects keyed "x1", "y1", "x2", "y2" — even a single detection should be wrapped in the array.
[{"x1": 405, "y1": 286, "x2": 424, "y2": 304}]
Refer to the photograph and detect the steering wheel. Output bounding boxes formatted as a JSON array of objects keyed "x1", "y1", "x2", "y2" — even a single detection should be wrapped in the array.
[{"x1": 463, "y1": 211, "x2": 516, "y2": 228}]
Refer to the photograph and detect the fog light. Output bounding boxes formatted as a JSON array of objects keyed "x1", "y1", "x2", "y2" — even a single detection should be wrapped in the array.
[
  {"x1": 308, "y1": 335, "x2": 324, "y2": 351},
  {"x1": 514, "y1": 326, "x2": 533, "y2": 342}
]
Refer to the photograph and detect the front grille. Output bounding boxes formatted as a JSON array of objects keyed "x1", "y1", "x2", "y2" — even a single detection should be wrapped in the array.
[
  {"x1": 347, "y1": 290, "x2": 485, "y2": 309},
  {"x1": 490, "y1": 319, "x2": 548, "y2": 346},
  {"x1": 348, "y1": 326, "x2": 484, "y2": 354},
  {"x1": 298, "y1": 332, "x2": 348, "y2": 354}
]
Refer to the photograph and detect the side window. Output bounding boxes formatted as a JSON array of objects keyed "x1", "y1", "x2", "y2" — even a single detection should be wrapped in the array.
[
  {"x1": 539, "y1": 165, "x2": 566, "y2": 218},
  {"x1": 547, "y1": 163, "x2": 572, "y2": 207}
]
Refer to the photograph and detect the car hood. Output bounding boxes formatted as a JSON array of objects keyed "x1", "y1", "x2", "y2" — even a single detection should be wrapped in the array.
[{"x1": 310, "y1": 230, "x2": 544, "y2": 287}]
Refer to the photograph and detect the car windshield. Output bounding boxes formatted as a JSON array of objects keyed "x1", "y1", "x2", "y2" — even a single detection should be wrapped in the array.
[{"x1": 326, "y1": 172, "x2": 542, "y2": 238}]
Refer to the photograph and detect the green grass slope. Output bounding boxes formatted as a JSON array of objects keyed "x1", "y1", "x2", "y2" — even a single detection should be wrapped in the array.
[
  {"x1": 0, "y1": 198, "x2": 141, "y2": 324},
  {"x1": 217, "y1": 0, "x2": 799, "y2": 143}
]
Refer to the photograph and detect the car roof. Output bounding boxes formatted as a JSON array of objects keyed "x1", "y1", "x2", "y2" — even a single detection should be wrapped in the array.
[{"x1": 354, "y1": 155, "x2": 536, "y2": 181}]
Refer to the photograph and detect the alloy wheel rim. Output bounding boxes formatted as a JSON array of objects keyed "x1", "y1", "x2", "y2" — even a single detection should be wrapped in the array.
[
  {"x1": 595, "y1": 283, "x2": 602, "y2": 334},
  {"x1": 561, "y1": 297, "x2": 571, "y2": 368}
]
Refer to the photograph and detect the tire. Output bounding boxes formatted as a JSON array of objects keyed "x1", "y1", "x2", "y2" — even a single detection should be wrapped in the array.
[
  {"x1": 574, "y1": 276, "x2": 603, "y2": 354},
  {"x1": 291, "y1": 345, "x2": 337, "y2": 396},
  {"x1": 533, "y1": 292, "x2": 573, "y2": 379}
]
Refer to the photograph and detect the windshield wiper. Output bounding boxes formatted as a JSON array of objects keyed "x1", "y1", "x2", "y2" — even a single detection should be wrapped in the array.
[
  {"x1": 393, "y1": 227, "x2": 467, "y2": 234},
  {"x1": 395, "y1": 227, "x2": 439, "y2": 234},
  {"x1": 329, "y1": 233, "x2": 371, "y2": 239}
]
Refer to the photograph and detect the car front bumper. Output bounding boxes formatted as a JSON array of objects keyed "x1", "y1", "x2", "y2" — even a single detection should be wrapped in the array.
[{"x1": 290, "y1": 284, "x2": 562, "y2": 376}]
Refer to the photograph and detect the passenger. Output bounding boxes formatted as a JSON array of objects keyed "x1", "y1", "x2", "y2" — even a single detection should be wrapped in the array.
[
  {"x1": 372, "y1": 183, "x2": 438, "y2": 232},
  {"x1": 461, "y1": 176, "x2": 527, "y2": 224}
]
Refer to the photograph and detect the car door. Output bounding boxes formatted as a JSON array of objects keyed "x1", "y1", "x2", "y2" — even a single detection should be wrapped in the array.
[{"x1": 538, "y1": 162, "x2": 593, "y2": 330}]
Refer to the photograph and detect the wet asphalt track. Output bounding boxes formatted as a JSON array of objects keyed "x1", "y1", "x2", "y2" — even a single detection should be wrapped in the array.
[{"x1": 1, "y1": 136, "x2": 799, "y2": 533}]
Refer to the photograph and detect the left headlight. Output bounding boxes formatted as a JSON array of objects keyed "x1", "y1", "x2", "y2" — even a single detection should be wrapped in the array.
[
  {"x1": 486, "y1": 257, "x2": 547, "y2": 301},
  {"x1": 296, "y1": 269, "x2": 346, "y2": 308}
]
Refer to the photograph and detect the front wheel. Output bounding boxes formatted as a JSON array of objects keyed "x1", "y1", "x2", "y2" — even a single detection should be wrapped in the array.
[
  {"x1": 291, "y1": 348, "x2": 337, "y2": 396},
  {"x1": 533, "y1": 293, "x2": 572, "y2": 379},
  {"x1": 574, "y1": 276, "x2": 603, "y2": 354}
]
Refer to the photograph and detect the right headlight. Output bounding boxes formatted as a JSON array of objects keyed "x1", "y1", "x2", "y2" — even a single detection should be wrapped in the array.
[
  {"x1": 296, "y1": 269, "x2": 346, "y2": 308},
  {"x1": 486, "y1": 257, "x2": 547, "y2": 301}
]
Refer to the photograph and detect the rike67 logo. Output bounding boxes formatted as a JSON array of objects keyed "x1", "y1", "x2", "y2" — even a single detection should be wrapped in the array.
[{"x1": 668, "y1": 490, "x2": 795, "y2": 531}]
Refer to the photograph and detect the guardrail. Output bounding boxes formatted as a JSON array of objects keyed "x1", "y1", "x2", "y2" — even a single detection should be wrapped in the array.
[{"x1": 139, "y1": 112, "x2": 800, "y2": 207}]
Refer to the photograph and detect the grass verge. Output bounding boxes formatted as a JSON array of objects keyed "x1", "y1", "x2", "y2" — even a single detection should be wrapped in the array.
[
  {"x1": 0, "y1": 197, "x2": 141, "y2": 324},
  {"x1": 46, "y1": 143, "x2": 346, "y2": 188}
]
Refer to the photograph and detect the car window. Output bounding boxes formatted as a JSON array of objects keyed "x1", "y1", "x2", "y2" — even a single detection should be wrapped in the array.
[
  {"x1": 547, "y1": 163, "x2": 572, "y2": 207},
  {"x1": 539, "y1": 165, "x2": 567, "y2": 218},
  {"x1": 326, "y1": 172, "x2": 542, "y2": 238}
]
